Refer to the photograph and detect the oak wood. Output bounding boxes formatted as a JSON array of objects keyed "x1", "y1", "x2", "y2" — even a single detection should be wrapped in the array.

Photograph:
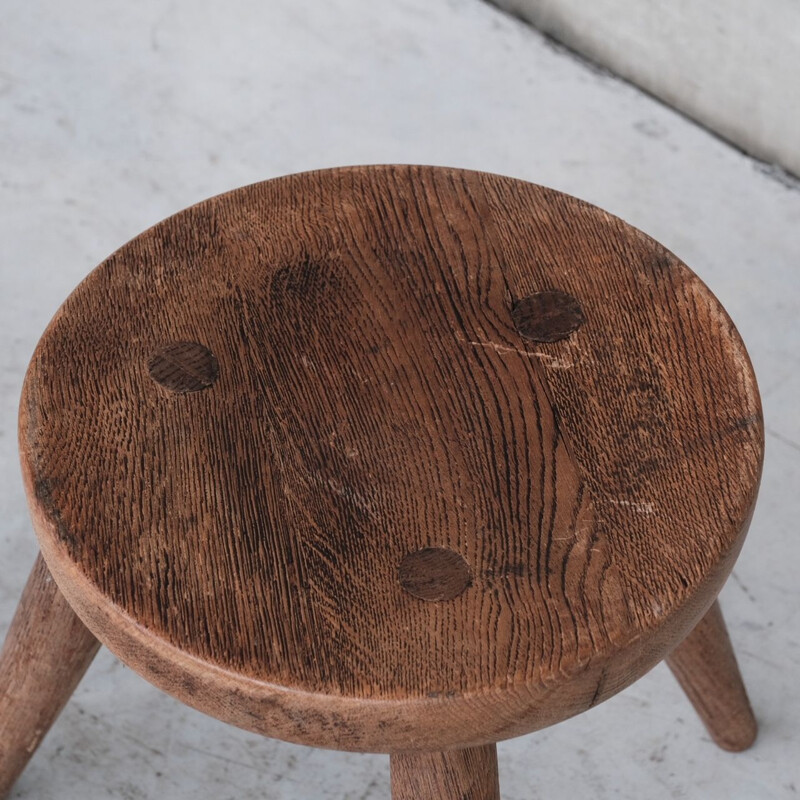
[
  {"x1": 19, "y1": 165, "x2": 763, "y2": 752},
  {"x1": 667, "y1": 600, "x2": 757, "y2": 751},
  {"x1": 0, "y1": 555, "x2": 99, "y2": 796},
  {"x1": 391, "y1": 744, "x2": 500, "y2": 800}
]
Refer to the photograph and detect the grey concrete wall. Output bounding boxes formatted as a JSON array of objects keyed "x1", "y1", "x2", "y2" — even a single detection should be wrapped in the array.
[{"x1": 494, "y1": 0, "x2": 800, "y2": 176}]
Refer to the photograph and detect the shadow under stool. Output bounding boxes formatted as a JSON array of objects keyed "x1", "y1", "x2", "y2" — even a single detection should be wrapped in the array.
[{"x1": 0, "y1": 166, "x2": 763, "y2": 798}]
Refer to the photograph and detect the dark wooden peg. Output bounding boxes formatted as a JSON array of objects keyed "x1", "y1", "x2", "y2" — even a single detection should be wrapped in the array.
[{"x1": 511, "y1": 290, "x2": 584, "y2": 342}]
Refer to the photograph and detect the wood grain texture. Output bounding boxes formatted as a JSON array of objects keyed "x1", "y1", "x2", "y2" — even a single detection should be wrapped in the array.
[
  {"x1": 0, "y1": 555, "x2": 99, "y2": 797},
  {"x1": 667, "y1": 600, "x2": 757, "y2": 751},
  {"x1": 18, "y1": 165, "x2": 763, "y2": 751},
  {"x1": 391, "y1": 744, "x2": 500, "y2": 800}
]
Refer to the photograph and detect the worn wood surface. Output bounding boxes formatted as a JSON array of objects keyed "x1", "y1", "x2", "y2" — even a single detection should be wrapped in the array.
[
  {"x1": 391, "y1": 744, "x2": 500, "y2": 800},
  {"x1": 19, "y1": 165, "x2": 763, "y2": 752},
  {"x1": 667, "y1": 600, "x2": 757, "y2": 751},
  {"x1": 0, "y1": 555, "x2": 99, "y2": 796}
]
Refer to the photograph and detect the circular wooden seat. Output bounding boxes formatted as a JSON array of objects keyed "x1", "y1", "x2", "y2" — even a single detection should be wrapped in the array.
[{"x1": 19, "y1": 165, "x2": 763, "y2": 755}]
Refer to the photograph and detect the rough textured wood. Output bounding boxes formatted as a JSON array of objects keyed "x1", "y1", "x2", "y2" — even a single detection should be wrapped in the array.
[
  {"x1": 391, "y1": 744, "x2": 500, "y2": 800},
  {"x1": 18, "y1": 165, "x2": 763, "y2": 752},
  {"x1": 0, "y1": 555, "x2": 99, "y2": 797},
  {"x1": 667, "y1": 600, "x2": 757, "y2": 751}
]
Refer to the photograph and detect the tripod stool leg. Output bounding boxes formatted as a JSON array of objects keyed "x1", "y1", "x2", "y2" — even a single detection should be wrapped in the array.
[
  {"x1": 390, "y1": 743, "x2": 500, "y2": 800},
  {"x1": 667, "y1": 600, "x2": 757, "y2": 751},
  {"x1": 0, "y1": 554, "x2": 100, "y2": 797}
]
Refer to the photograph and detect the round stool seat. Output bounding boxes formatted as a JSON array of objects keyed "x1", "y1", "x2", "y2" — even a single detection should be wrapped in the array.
[{"x1": 19, "y1": 165, "x2": 763, "y2": 753}]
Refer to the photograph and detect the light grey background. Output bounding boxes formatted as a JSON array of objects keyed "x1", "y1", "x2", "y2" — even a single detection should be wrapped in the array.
[{"x1": 1, "y1": 1, "x2": 798, "y2": 797}]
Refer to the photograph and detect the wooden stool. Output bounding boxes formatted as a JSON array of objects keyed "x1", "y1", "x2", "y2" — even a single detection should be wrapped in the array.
[{"x1": 1, "y1": 166, "x2": 763, "y2": 797}]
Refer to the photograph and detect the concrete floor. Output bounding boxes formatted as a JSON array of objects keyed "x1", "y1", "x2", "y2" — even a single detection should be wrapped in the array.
[{"x1": 1, "y1": 0, "x2": 798, "y2": 797}]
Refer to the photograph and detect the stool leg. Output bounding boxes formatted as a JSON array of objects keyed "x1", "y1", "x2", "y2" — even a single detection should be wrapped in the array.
[
  {"x1": 667, "y1": 600, "x2": 756, "y2": 751},
  {"x1": 390, "y1": 743, "x2": 500, "y2": 800},
  {"x1": 0, "y1": 554, "x2": 100, "y2": 796}
]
